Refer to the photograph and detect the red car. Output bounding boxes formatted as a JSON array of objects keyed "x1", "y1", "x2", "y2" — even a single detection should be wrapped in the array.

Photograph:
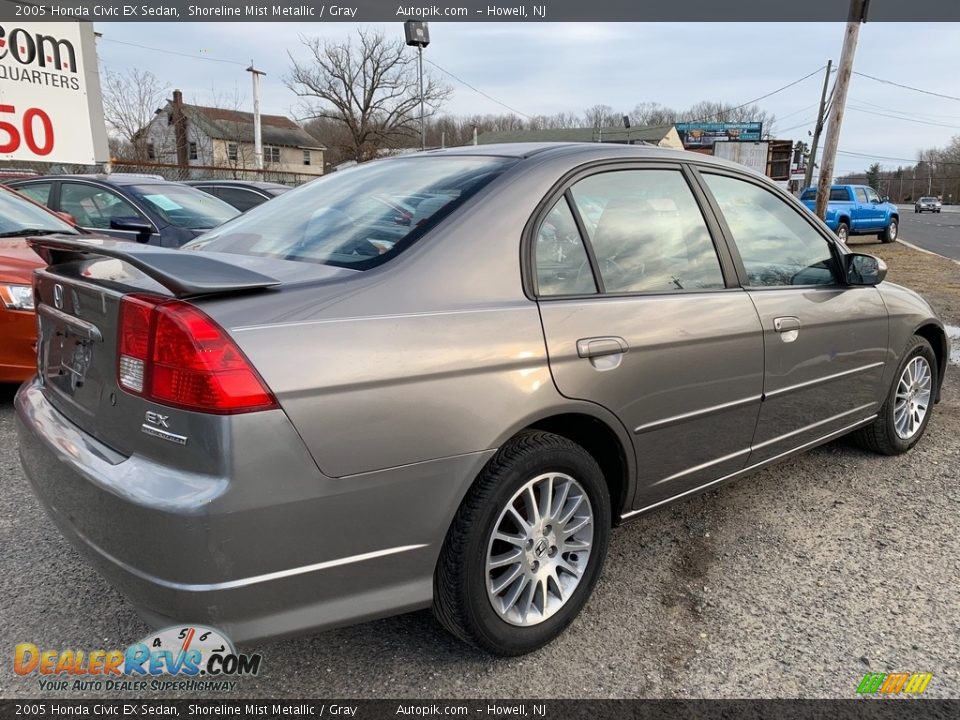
[{"x1": 0, "y1": 186, "x2": 83, "y2": 383}]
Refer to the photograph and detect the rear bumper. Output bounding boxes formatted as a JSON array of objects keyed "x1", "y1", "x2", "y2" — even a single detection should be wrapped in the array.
[
  {"x1": 0, "y1": 308, "x2": 37, "y2": 383},
  {"x1": 15, "y1": 381, "x2": 491, "y2": 643}
]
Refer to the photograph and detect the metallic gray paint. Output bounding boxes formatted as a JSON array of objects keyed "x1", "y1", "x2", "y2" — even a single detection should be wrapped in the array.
[{"x1": 16, "y1": 143, "x2": 948, "y2": 644}]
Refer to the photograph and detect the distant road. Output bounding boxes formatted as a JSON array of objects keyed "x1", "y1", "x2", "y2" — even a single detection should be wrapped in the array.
[{"x1": 896, "y1": 204, "x2": 960, "y2": 261}]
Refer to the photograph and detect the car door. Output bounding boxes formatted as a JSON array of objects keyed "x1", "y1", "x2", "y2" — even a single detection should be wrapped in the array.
[
  {"x1": 852, "y1": 186, "x2": 873, "y2": 231},
  {"x1": 863, "y1": 186, "x2": 885, "y2": 229},
  {"x1": 58, "y1": 182, "x2": 161, "y2": 245},
  {"x1": 533, "y1": 164, "x2": 765, "y2": 511},
  {"x1": 697, "y1": 170, "x2": 888, "y2": 464}
]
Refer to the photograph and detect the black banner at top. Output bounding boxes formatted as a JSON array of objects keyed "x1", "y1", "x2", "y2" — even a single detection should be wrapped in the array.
[{"x1": 1, "y1": 0, "x2": 960, "y2": 22}]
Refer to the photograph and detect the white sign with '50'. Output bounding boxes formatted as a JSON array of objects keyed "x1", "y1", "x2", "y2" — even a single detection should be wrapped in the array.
[{"x1": 0, "y1": 21, "x2": 109, "y2": 165}]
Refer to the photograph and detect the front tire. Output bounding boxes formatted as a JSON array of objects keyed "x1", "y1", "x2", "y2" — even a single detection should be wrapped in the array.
[
  {"x1": 855, "y1": 336, "x2": 937, "y2": 455},
  {"x1": 879, "y1": 218, "x2": 898, "y2": 243},
  {"x1": 433, "y1": 430, "x2": 611, "y2": 655}
]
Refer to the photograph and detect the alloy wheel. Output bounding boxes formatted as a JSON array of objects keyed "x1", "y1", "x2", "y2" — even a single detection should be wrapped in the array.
[
  {"x1": 485, "y1": 472, "x2": 594, "y2": 627},
  {"x1": 894, "y1": 356, "x2": 932, "y2": 440}
]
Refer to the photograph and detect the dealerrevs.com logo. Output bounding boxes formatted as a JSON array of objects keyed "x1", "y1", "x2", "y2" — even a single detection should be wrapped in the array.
[{"x1": 14, "y1": 626, "x2": 262, "y2": 692}]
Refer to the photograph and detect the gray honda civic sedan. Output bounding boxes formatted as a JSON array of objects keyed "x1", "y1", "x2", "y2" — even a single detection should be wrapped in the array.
[{"x1": 16, "y1": 143, "x2": 948, "y2": 655}]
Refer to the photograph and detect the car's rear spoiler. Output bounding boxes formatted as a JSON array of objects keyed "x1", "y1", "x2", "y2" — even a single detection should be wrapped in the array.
[{"x1": 28, "y1": 236, "x2": 280, "y2": 298}]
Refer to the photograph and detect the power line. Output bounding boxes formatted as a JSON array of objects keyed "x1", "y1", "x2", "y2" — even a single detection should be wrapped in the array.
[
  {"x1": 687, "y1": 66, "x2": 827, "y2": 124},
  {"x1": 852, "y1": 71, "x2": 960, "y2": 103},
  {"x1": 98, "y1": 37, "x2": 249, "y2": 66},
  {"x1": 423, "y1": 59, "x2": 532, "y2": 120},
  {"x1": 848, "y1": 96, "x2": 960, "y2": 121},
  {"x1": 837, "y1": 150, "x2": 960, "y2": 167},
  {"x1": 847, "y1": 105, "x2": 960, "y2": 130}
]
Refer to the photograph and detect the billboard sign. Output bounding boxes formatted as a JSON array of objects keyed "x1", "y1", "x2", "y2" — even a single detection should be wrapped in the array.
[
  {"x1": 713, "y1": 141, "x2": 769, "y2": 176},
  {"x1": 0, "y1": 21, "x2": 108, "y2": 164},
  {"x1": 675, "y1": 121, "x2": 763, "y2": 148}
]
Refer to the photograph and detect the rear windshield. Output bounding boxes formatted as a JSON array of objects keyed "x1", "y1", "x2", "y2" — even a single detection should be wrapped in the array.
[
  {"x1": 131, "y1": 184, "x2": 240, "y2": 229},
  {"x1": 183, "y1": 156, "x2": 516, "y2": 269},
  {"x1": 800, "y1": 188, "x2": 851, "y2": 201}
]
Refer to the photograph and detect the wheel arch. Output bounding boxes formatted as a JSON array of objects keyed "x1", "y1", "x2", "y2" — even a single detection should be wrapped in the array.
[{"x1": 914, "y1": 322, "x2": 948, "y2": 402}]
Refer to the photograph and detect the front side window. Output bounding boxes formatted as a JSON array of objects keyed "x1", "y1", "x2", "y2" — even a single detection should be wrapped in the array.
[
  {"x1": 535, "y1": 197, "x2": 596, "y2": 296},
  {"x1": 855, "y1": 187, "x2": 868, "y2": 203},
  {"x1": 568, "y1": 169, "x2": 725, "y2": 294},
  {"x1": 702, "y1": 173, "x2": 839, "y2": 287},
  {"x1": 184, "y1": 156, "x2": 515, "y2": 269},
  {"x1": 865, "y1": 188, "x2": 881, "y2": 203},
  {"x1": 59, "y1": 184, "x2": 142, "y2": 230}
]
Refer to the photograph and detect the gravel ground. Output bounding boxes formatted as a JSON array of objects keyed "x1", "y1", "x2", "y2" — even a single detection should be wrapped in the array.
[{"x1": 1, "y1": 239, "x2": 957, "y2": 699}]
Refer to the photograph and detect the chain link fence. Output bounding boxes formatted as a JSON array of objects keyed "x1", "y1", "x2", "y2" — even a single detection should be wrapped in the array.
[{"x1": 0, "y1": 159, "x2": 320, "y2": 186}]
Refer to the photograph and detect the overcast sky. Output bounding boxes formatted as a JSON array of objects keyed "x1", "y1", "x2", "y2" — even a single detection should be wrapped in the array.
[{"x1": 93, "y1": 22, "x2": 960, "y2": 176}]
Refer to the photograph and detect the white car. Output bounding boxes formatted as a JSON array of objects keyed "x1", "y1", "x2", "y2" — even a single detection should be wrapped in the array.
[{"x1": 915, "y1": 197, "x2": 942, "y2": 213}]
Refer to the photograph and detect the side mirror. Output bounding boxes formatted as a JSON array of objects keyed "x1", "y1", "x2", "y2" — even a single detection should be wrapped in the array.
[
  {"x1": 881, "y1": 196, "x2": 890, "y2": 203},
  {"x1": 845, "y1": 253, "x2": 887, "y2": 286},
  {"x1": 55, "y1": 211, "x2": 77, "y2": 225},
  {"x1": 110, "y1": 216, "x2": 153, "y2": 242}
]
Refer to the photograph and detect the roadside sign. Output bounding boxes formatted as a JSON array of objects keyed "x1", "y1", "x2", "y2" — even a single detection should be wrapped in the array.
[{"x1": 0, "y1": 21, "x2": 109, "y2": 164}]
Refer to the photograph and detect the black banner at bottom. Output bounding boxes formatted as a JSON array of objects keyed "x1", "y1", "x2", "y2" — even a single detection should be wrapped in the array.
[{"x1": 1, "y1": 700, "x2": 959, "y2": 720}]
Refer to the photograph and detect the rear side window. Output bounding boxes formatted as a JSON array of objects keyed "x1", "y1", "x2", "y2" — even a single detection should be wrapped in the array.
[
  {"x1": 216, "y1": 187, "x2": 266, "y2": 212},
  {"x1": 535, "y1": 197, "x2": 596, "y2": 296},
  {"x1": 830, "y1": 188, "x2": 851, "y2": 201},
  {"x1": 185, "y1": 157, "x2": 516, "y2": 269},
  {"x1": 568, "y1": 169, "x2": 725, "y2": 294},
  {"x1": 703, "y1": 173, "x2": 838, "y2": 287},
  {"x1": 16, "y1": 182, "x2": 52, "y2": 206}
]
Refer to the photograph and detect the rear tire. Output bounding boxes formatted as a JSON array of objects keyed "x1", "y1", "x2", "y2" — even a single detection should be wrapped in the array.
[
  {"x1": 855, "y1": 336, "x2": 937, "y2": 455},
  {"x1": 836, "y1": 221, "x2": 850, "y2": 243},
  {"x1": 879, "y1": 218, "x2": 898, "y2": 243},
  {"x1": 433, "y1": 430, "x2": 611, "y2": 655}
]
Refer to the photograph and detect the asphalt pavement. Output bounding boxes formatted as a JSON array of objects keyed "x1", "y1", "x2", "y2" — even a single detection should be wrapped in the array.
[{"x1": 897, "y1": 205, "x2": 960, "y2": 261}]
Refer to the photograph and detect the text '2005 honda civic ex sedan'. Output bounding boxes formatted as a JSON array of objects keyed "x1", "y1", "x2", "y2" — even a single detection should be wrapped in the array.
[{"x1": 16, "y1": 143, "x2": 948, "y2": 655}]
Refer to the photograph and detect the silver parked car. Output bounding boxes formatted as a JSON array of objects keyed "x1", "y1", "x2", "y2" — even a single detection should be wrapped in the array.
[
  {"x1": 915, "y1": 196, "x2": 942, "y2": 213},
  {"x1": 16, "y1": 144, "x2": 948, "y2": 655}
]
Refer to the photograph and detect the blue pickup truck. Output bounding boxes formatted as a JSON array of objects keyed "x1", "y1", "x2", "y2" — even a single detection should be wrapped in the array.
[{"x1": 800, "y1": 185, "x2": 899, "y2": 244}]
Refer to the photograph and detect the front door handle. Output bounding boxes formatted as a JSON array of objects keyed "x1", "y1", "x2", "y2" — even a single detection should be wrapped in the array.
[
  {"x1": 577, "y1": 336, "x2": 629, "y2": 359},
  {"x1": 773, "y1": 316, "x2": 800, "y2": 343}
]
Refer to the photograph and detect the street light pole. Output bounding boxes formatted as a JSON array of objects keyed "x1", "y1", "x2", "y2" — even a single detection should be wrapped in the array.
[
  {"x1": 815, "y1": 0, "x2": 869, "y2": 220},
  {"x1": 246, "y1": 64, "x2": 266, "y2": 170},
  {"x1": 404, "y1": 21, "x2": 430, "y2": 151},
  {"x1": 418, "y1": 45, "x2": 425, "y2": 150}
]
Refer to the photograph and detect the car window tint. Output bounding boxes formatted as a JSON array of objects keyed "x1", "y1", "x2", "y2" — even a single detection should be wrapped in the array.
[
  {"x1": 17, "y1": 183, "x2": 52, "y2": 206},
  {"x1": 830, "y1": 188, "x2": 850, "y2": 201},
  {"x1": 535, "y1": 197, "x2": 596, "y2": 296},
  {"x1": 865, "y1": 188, "x2": 880, "y2": 203},
  {"x1": 216, "y1": 187, "x2": 265, "y2": 212},
  {"x1": 60, "y1": 183, "x2": 141, "y2": 230},
  {"x1": 703, "y1": 173, "x2": 839, "y2": 287},
  {"x1": 855, "y1": 187, "x2": 868, "y2": 203},
  {"x1": 569, "y1": 169, "x2": 725, "y2": 293}
]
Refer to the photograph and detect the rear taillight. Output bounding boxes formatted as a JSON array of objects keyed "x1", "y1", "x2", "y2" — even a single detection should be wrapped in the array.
[{"x1": 117, "y1": 294, "x2": 277, "y2": 414}]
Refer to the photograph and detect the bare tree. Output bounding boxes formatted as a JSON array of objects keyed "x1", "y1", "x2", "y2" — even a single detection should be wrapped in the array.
[
  {"x1": 101, "y1": 68, "x2": 169, "y2": 160},
  {"x1": 287, "y1": 29, "x2": 451, "y2": 162},
  {"x1": 583, "y1": 104, "x2": 620, "y2": 128}
]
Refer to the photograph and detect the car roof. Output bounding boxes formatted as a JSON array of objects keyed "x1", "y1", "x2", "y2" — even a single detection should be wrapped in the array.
[
  {"x1": 185, "y1": 180, "x2": 290, "y2": 190},
  {"x1": 390, "y1": 142, "x2": 771, "y2": 176},
  {"x1": 11, "y1": 174, "x2": 175, "y2": 187}
]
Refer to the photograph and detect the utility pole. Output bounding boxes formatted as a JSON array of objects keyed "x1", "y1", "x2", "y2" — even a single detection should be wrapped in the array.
[
  {"x1": 403, "y1": 21, "x2": 430, "y2": 151},
  {"x1": 803, "y1": 59, "x2": 832, "y2": 191},
  {"x1": 247, "y1": 64, "x2": 266, "y2": 170},
  {"x1": 815, "y1": 0, "x2": 869, "y2": 220}
]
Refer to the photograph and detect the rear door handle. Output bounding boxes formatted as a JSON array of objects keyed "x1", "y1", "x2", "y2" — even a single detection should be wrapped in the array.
[
  {"x1": 773, "y1": 316, "x2": 800, "y2": 343},
  {"x1": 577, "y1": 336, "x2": 628, "y2": 359}
]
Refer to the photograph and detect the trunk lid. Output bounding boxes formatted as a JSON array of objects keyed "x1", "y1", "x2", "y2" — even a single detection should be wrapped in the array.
[{"x1": 28, "y1": 236, "x2": 350, "y2": 465}]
